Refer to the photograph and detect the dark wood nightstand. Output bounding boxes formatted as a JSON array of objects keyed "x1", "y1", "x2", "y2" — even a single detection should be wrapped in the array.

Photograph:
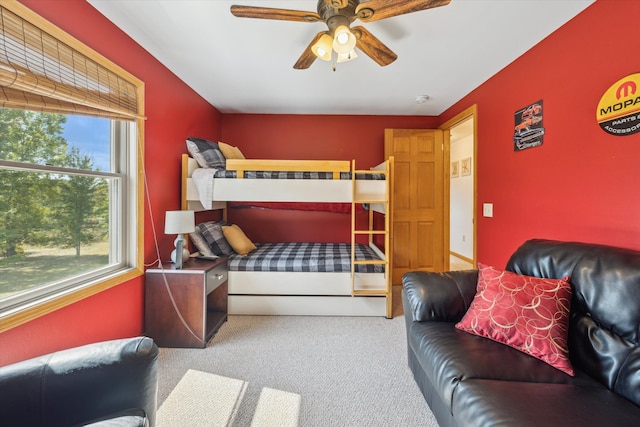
[{"x1": 145, "y1": 258, "x2": 227, "y2": 348}]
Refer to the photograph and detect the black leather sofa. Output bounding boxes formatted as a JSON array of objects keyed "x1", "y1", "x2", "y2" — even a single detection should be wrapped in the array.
[
  {"x1": 0, "y1": 336, "x2": 158, "y2": 426},
  {"x1": 402, "y1": 239, "x2": 640, "y2": 426}
]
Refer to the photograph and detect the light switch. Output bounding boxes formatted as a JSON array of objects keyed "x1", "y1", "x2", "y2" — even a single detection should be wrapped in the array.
[{"x1": 483, "y1": 203, "x2": 493, "y2": 217}]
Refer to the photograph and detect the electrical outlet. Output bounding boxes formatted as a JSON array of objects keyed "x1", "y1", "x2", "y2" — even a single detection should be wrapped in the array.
[
  {"x1": 462, "y1": 235, "x2": 466, "y2": 242},
  {"x1": 483, "y1": 203, "x2": 493, "y2": 217}
]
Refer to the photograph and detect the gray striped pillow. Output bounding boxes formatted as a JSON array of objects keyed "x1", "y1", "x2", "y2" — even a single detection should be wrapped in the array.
[
  {"x1": 189, "y1": 227, "x2": 215, "y2": 257},
  {"x1": 197, "y1": 221, "x2": 233, "y2": 256},
  {"x1": 186, "y1": 137, "x2": 226, "y2": 169}
]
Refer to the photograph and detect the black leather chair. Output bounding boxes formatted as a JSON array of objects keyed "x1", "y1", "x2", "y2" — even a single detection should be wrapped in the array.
[{"x1": 0, "y1": 336, "x2": 158, "y2": 426}]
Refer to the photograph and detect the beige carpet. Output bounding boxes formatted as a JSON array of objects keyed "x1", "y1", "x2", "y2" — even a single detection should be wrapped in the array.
[
  {"x1": 156, "y1": 287, "x2": 438, "y2": 426},
  {"x1": 157, "y1": 369, "x2": 300, "y2": 427},
  {"x1": 250, "y1": 387, "x2": 301, "y2": 427},
  {"x1": 157, "y1": 369, "x2": 247, "y2": 427}
]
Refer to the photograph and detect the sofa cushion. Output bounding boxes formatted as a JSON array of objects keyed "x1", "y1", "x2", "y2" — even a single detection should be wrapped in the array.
[
  {"x1": 403, "y1": 270, "x2": 478, "y2": 322},
  {"x1": 452, "y1": 379, "x2": 640, "y2": 427},
  {"x1": 506, "y1": 239, "x2": 640, "y2": 404},
  {"x1": 407, "y1": 321, "x2": 595, "y2": 412},
  {"x1": 506, "y1": 240, "x2": 640, "y2": 343},
  {"x1": 455, "y1": 263, "x2": 574, "y2": 375},
  {"x1": 569, "y1": 313, "x2": 640, "y2": 407}
]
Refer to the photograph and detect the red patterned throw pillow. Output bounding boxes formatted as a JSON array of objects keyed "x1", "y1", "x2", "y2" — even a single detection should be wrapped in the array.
[{"x1": 455, "y1": 263, "x2": 574, "y2": 376}]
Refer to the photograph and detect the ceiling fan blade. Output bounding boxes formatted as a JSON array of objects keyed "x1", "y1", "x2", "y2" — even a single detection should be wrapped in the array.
[
  {"x1": 352, "y1": 26, "x2": 397, "y2": 66},
  {"x1": 293, "y1": 32, "x2": 327, "y2": 70},
  {"x1": 230, "y1": 5, "x2": 321, "y2": 22},
  {"x1": 356, "y1": 0, "x2": 451, "y2": 22}
]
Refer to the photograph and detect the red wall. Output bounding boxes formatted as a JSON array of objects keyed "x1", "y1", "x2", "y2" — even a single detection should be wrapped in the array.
[
  {"x1": 439, "y1": 0, "x2": 640, "y2": 266},
  {"x1": 0, "y1": 0, "x2": 221, "y2": 365},
  {"x1": 221, "y1": 114, "x2": 438, "y2": 167},
  {"x1": 221, "y1": 114, "x2": 437, "y2": 242},
  {"x1": 4, "y1": 0, "x2": 638, "y2": 365}
]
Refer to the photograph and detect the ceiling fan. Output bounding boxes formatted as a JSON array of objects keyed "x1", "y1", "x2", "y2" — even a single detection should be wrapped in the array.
[{"x1": 230, "y1": 0, "x2": 451, "y2": 69}]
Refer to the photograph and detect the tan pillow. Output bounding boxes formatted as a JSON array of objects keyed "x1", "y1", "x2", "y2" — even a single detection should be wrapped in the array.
[
  {"x1": 222, "y1": 224, "x2": 256, "y2": 256},
  {"x1": 218, "y1": 141, "x2": 246, "y2": 160}
]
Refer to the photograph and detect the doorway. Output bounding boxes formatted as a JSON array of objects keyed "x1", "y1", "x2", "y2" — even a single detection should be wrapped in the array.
[
  {"x1": 440, "y1": 106, "x2": 477, "y2": 271},
  {"x1": 384, "y1": 129, "x2": 444, "y2": 284}
]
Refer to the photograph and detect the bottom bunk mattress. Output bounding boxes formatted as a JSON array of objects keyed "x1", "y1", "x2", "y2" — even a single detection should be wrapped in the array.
[
  {"x1": 227, "y1": 242, "x2": 390, "y2": 317},
  {"x1": 228, "y1": 242, "x2": 384, "y2": 273}
]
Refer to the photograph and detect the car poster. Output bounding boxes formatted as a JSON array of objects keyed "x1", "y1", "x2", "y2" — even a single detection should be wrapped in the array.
[{"x1": 513, "y1": 100, "x2": 544, "y2": 151}]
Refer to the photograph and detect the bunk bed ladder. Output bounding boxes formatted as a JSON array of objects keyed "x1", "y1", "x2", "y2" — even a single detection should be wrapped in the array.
[{"x1": 350, "y1": 159, "x2": 392, "y2": 318}]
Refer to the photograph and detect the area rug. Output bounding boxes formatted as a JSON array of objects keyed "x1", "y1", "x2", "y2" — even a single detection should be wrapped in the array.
[{"x1": 157, "y1": 369, "x2": 301, "y2": 427}]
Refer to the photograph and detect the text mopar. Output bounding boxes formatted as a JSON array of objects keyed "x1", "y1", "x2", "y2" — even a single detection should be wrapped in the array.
[{"x1": 599, "y1": 96, "x2": 640, "y2": 116}]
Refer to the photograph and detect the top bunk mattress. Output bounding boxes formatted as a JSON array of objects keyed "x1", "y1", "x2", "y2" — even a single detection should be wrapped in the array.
[
  {"x1": 228, "y1": 242, "x2": 384, "y2": 274},
  {"x1": 184, "y1": 154, "x2": 391, "y2": 209},
  {"x1": 212, "y1": 170, "x2": 385, "y2": 180}
]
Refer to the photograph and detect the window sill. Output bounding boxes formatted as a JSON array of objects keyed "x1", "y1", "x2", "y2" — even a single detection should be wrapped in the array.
[{"x1": 0, "y1": 267, "x2": 143, "y2": 333}]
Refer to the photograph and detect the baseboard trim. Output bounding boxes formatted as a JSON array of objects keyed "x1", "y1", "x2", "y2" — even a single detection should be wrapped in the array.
[{"x1": 450, "y1": 251, "x2": 473, "y2": 264}]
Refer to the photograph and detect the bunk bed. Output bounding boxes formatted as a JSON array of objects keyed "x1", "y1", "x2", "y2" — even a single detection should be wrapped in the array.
[{"x1": 181, "y1": 153, "x2": 394, "y2": 318}]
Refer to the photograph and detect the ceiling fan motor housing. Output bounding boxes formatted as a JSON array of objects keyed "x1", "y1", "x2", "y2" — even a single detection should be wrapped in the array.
[{"x1": 318, "y1": 0, "x2": 357, "y2": 27}]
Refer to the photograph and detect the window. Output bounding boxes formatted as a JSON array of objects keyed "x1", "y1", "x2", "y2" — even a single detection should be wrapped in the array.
[
  {"x1": 0, "y1": 2, "x2": 144, "y2": 330},
  {"x1": 0, "y1": 110, "x2": 137, "y2": 310}
]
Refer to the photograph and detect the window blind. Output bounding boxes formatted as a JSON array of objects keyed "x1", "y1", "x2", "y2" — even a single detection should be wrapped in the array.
[{"x1": 0, "y1": 3, "x2": 142, "y2": 121}]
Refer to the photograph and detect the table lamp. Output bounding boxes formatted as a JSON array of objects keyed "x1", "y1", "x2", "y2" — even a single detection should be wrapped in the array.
[{"x1": 165, "y1": 210, "x2": 195, "y2": 269}]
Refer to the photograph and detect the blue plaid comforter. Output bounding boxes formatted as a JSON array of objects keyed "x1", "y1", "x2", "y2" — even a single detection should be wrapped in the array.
[
  {"x1": 214, "y1": 170, "x2": 385, "y2": 180},
  {"x1": 228, "y1": 242, "x2": 384, "y2": 273}
]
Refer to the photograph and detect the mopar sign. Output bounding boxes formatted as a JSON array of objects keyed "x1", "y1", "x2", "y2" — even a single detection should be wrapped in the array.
[{"x1": 597, "y1": 73, "x2": 640, "y2": 136}]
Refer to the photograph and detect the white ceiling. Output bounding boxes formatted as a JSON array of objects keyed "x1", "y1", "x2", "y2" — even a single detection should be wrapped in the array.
[{"x1": 88, "y1": 0, "x2": 595, "y2": 116}]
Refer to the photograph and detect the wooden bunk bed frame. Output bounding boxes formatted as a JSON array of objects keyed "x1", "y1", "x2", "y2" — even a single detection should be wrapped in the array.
[{"x1": 181, "y1": 154, "x2": 394, "y2": 318}]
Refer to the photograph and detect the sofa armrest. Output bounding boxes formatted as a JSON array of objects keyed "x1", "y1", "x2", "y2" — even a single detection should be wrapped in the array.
[
  {"x1": 402, "y1": 270, "x2": 478, "y2": 322},
  {"x1": 0, "y1": 336, "x2": 158, "y2": 427},
  {"x1": 82, "y1": 408, "x2": 149, "y2": 427}
]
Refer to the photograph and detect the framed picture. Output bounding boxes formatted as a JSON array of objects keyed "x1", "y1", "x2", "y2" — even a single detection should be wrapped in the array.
[
  {"x1": 461, "y1": 157, "x2": 471, "y2": 176},
  {"x1": 451, "y1": 160, "x2": 460, "y2": 178},
  {"x1": 514, "y1": 99, "x2": 544, "y2": 151}
]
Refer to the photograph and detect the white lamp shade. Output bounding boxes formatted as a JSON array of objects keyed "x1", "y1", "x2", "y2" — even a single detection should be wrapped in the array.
[
  {"x1": 312, "y1": 33, "x2": 333, "y2": 61},
  {"x1": 337, "y1": 49, "x2": 358, "y2": 63},
  {"x1": 332, "y1": 25, "x2": 357, "y2": 54},
  {"x1": 165, "y1": 210, "x2": 195, "y2": 234}
]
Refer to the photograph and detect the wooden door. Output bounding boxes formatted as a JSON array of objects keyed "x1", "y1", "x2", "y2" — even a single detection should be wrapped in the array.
[{"x1": 385, "y1": 129, "x2": 444, "y2": 285}]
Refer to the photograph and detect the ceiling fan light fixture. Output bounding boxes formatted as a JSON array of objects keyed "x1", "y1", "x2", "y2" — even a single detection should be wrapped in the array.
[
  {"x1": 232, "y1": 0, "x2": 452, "y2": 70},
  {"x1": 337, "y1": 49, "x2": 358, "y2": 63},
  {"x1": 332, "y1": 25, "x2": 357, "y2": 54},
  {"x1": 312, "y1": 33, "x2": 333, "y2": 61}
]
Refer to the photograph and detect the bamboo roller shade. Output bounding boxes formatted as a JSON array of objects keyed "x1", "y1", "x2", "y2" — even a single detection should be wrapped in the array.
[{"x1": 0, "y1": 3, "x2": 141, "y2": 120}]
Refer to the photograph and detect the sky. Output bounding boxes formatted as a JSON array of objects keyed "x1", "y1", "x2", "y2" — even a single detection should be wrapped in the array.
[{"x1": 62, "y1": 115, "x2": 111, "y2": 171}]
